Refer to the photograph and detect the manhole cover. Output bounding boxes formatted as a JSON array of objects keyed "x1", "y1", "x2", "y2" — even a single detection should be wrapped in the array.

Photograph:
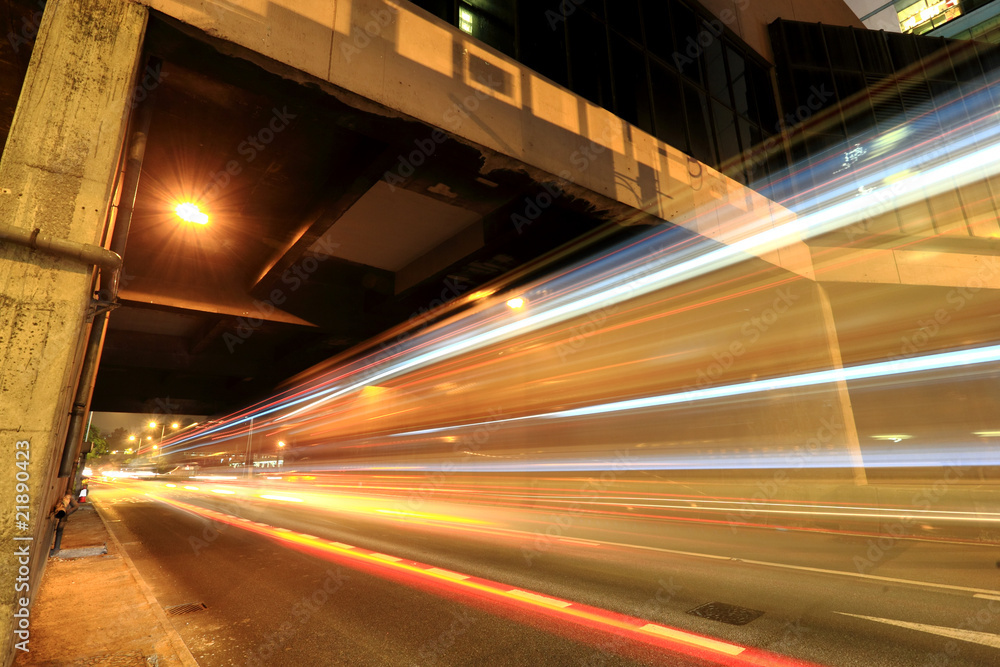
[
  {"x1": 687, "y1": 602, "x2": 764, "y2": 625},
  {"x1": 164, "y1": 602, "x2": 207, "y2": 616}
]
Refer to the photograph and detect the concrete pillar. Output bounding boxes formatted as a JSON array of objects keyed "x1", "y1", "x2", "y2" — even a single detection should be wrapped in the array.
[
  {"x1": 815, "y1": 283, "x2": 868, "y2": 485},
  {"x1": 0, "y1": 0, "x2": 147, "y2": 663}
]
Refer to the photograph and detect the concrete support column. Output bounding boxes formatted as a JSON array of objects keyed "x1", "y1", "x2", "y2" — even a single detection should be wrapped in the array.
[
  {"x1": 0, "y1": 0, "x2": 147, "y2": 663},
  {"x1": 815, "y1": 283, "x2": 868, "y2": 486}
]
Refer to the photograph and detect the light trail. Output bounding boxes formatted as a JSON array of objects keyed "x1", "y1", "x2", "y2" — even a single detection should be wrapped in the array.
[
  {"x1": 143, "y1": 478, "x2": 997, "y2": 547},
  {"x1": 386, "y1": 343, "x2": 1000, "y2": 440},
  {"x1": 160, "y1": 94, "x2": 1000, "y2": 453},
  {"x1": 141, "y1": 71, "x2": 1000, "y2": 607},
  {"x1": 151, "y1": 494, "x2": 817, "y2": 667},
  {"x1": 97, "y1": 57, "x2": 1000, "y2": 667}
]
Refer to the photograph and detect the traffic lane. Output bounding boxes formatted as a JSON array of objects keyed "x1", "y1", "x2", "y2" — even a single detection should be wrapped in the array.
[
  {"x1": 133, "y1": 484, "x2": 1000, "y2": 667},
  {"x1": 91, "y1": 484, "x2": 721, "y2": 667},
  {"x1": 141, "y1": 477, "x2": 998, "y2": 595},
  {"x1": 141, "y1": 476, "x2": 997, "y2": 586},
  {"x1": 256, "y1": 471, "x2": 995, "y2": 538},
  {"x1": 135, "y1": 491, "x2": 830, "y2": 667}
]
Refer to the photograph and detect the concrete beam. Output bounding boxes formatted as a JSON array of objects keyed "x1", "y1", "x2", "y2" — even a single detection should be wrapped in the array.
[
  {"x1": 250, "y1": 145, "x2": 396, "y2": 296},
  {"x1": 0, "y1": 0, "x2": 147, "y2": 663},
  {"x1": 810, "y1": 246, "x2": 1000, "y2": 289},
  {"x1": 134, "y1": 0, "x2": 813, "y2": 278}
]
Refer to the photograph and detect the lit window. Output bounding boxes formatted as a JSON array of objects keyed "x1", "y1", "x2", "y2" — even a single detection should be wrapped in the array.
[{"x1": 459, "y1": 7, "x2": 474, "y2": 34}]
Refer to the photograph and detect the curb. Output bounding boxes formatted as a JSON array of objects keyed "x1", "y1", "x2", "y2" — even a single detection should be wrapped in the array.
[{"x1": 92, "y1": 500, "x2": 201, "y2": 667}]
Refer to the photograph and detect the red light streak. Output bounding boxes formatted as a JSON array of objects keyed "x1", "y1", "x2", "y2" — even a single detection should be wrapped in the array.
[{"x1": 150, "y1": 494, "x2": 817, "y2": 666}]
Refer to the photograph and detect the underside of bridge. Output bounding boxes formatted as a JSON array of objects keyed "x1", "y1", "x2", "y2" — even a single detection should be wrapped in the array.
[{"x1": 47, "y1": 13, "x2": 659, "y2": 415}]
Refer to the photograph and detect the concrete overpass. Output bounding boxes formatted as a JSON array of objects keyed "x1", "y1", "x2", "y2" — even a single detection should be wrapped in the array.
[{"x1": 3, "y1": 1, "x2": 1000, "y2": 663}]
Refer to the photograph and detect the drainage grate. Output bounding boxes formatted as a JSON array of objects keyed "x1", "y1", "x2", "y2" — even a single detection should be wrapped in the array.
[
  {"x1": 164, "y1": 602, "x2": 207, "y2": 616},
  {"x1": 52, "y1": 545, "x2": 107, "y2": 559},
  {"x1": 687, "y1": 602, "x2": 764, "y2": 625}
]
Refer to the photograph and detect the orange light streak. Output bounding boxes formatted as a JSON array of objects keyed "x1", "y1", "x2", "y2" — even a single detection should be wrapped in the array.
[{"x1": 150, "y1": 494, "x2": 816, "y2": 667}]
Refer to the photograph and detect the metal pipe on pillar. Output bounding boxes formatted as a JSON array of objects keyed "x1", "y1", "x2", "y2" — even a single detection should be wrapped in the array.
[
  {"x1": 0, "y1": 225, "x2": 122, "y2": 268},
  {"x1": 109, "y1": 56, "x2": 161, "y2": 300},
  {"x1": 57, "y1": 56, "x2": 162, "y2": 477}
]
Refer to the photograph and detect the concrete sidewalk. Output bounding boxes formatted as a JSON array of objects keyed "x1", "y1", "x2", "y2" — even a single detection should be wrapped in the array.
[{"x1": 14, "y1": 503, "x2": 199, "y2": 667}]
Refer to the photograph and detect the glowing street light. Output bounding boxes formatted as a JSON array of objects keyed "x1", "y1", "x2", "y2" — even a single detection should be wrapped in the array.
[
  {"x1": 506, "y1": 297, "x2": 525, "y2": 310},
  {"x1": 147, "y1": 421, "x2": 181, "y2": 453},
  {"x1": 175, "y1": 202, "x2": 208, "y2": 225}
]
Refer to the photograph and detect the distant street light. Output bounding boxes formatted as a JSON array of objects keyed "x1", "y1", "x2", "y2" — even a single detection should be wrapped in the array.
[{"x1": 147, "y1": 421, "x2": 180, "y2": 454}]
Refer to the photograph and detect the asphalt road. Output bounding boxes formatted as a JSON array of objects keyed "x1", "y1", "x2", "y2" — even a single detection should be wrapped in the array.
[{"x1": 90, "y1": 479, "x2": 1000, "y2": 666}]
